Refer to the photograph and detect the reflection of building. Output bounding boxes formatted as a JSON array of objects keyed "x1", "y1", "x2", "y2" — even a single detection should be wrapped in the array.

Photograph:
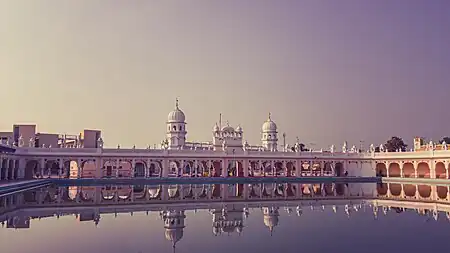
[
  {"x1": 162, "y1": 210, "x2": 186, "y2": 249},
  {"x1": 262, "y1": 207, "x2": 279, "y2": 235},
  {"x1": 211, "y1": 206, "x2": 245, "y2": 236}
]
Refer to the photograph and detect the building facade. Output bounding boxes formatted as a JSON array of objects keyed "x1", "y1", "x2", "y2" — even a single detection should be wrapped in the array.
[{"x1": 1, "y1": 99, "x2": 450, "y2": 181}]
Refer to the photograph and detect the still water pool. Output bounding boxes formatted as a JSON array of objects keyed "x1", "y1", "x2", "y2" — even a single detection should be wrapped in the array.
[{"x1": 0, "y1": 182, "x2": 449, "y2": 253}]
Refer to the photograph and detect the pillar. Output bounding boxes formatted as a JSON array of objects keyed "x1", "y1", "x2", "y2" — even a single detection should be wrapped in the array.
[
  {"x1": 115, "y1": 159, "x2": 120, "y2": 178},
  {"x1": 243, "y1": 159, "x2": 249, "y2": 177},
  {"x1": 162, "y1": 159, "x2": 169, "y2": 177},
  {"x1": 132, "y1": 159, "x2": 136, "y2": 178},
  {"x1": 222, "y1": 159, "x2": 228, "y2": 177},
  {"x1": 5, "y1": 159, "x2": 9, "y2": 180}
]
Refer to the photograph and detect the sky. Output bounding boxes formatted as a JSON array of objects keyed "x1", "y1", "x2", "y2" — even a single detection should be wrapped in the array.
[{"x1": 1, "y1": 0, "x2": 450, "y2": 149}]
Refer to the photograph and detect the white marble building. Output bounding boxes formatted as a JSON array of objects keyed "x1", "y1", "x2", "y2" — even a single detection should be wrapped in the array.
[{"x1": 1, "y1": 99, "x2": 450, "y2": 181}]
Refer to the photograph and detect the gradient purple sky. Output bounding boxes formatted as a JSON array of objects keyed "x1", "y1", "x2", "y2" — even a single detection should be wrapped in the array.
[{"x1": 1, "y1": 1, "x2": 450, "y2": 148}]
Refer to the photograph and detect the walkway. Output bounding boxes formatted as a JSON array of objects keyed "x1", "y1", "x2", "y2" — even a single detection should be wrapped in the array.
[{"x1": 0, "y1": 179, "x2": 52, "y2": 196}]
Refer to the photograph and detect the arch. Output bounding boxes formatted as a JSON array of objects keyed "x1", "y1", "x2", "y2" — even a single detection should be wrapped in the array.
[
  {"x1": 324, "y1": 183, "x2": 334, "y2": 196},
  {"x1": 388, "y1": 163, "x2": 401, "y2": 177},
  {"x1": 81, "y1": 160, "x2": 96, "y2": 178},
  {"x1": 417, "y1": 162, "x2": 430, "y2": 178},
  {"x1": 435, "y1": 162, "x2": 447, "y2": 179},
  {"x1": 376, "y1": 163, "x2": 387, "y2": 177},
  {"x1": 149, "y1": 162, "x2": 162, "y2": 177},
  {"x1": 274, "y1": 162, "x2": 283, "y2": 176},
  {"x1": 418, "y1": 185, "x2": 431, "y2": 198},
  {"x1": 404, "y1": 184, "x2": 416, "y2": 197},
  {"x1": 134, "y1": 162, "x2": 146, "y2": 177},
  {"x1": 402, "y1": 163, "x2": 414, "y2": 178},
  {"x1": 389, "y1": 183, "x2": 401, "y2": 196},
  {"x1": 286, "y1": 162, "x2": 294, "y2": 177},
  {"x1": 335, "y1": 183, "x2": 345, "y2": 196},
  {"x1": 377, "y1": 183, "x2": 388, "y2": 196},
  {"x1": 212, "y1": 161, "x2": 222, "y2": 177},
  {"x1": 324, "y1": 162, "x2": 333, "y2": 175},
  {"x1": 437, "y1": 186, "x2": 448, "y2": 199},
  {"x1": 335, "y1": 163, "x2": 344, "y2": 177},
  {"x1": 24, "y1": 160, "x2": 38, "y2": 179}
]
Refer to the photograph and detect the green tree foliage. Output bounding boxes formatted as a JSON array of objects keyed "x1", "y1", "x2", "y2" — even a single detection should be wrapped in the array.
[{"x1": 384, "y1": 136, "x2": 407, "y2": 152}]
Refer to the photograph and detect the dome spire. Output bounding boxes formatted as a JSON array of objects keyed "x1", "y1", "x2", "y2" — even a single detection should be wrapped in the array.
[
  {"x1": 175, "y1": 98, "x2": 179, "y2": 109},
  {"x1": 268, "y1": 112, "x2": 271, "y2": 121}
]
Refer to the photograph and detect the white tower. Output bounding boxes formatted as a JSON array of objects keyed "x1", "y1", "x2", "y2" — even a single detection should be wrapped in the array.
[
  {"x1": 162, "y1": 210, "x2": 186, "y2": 249},
  {"x1": 261, "y1": 113, "x2": 278, "y2": 151},
  {"x1": 166, "y1": 99, "x2": 186, "y2": 149}
]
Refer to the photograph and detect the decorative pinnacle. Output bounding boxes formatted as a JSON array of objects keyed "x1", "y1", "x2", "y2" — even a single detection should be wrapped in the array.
[
  {"x1": 175, "y1": 98, "x2": 179, "y2": 109},
  {"x1": 268, "y1": 112, "x2": 271, "y2": 120}
]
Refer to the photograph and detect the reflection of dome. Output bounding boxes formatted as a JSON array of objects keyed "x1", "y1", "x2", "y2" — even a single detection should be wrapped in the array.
[
  {"x1": 168, "y1": 186, "x2": 178, "y2": 198},
  {"x1": 148, "y1": 186, "x2": 160, "y2": 197},
  {"x1": 165, "y1": 229, "x2": 184, "y2": 245},
  {"x1": 167, "y1": 99, "x2": 185, "y2": 123},
  {"x1": 262, "y1": 207, "x2": 279, "y2": 235},
  {"x1": 262, "y1": 113, "x2": 277, "y2": 132}
]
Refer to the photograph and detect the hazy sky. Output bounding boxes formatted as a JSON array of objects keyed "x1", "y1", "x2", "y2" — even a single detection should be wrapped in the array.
[{"x1": 1, "y1": 0, "x2": 450, "y2": 148}]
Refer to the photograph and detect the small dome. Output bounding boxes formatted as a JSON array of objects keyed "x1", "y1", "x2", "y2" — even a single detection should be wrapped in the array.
[
  {"x1": 221, "y1": 121, "x2": 234, "y2": 132},
  {"x1": 213, "y1": 123, "x2": 220, "y2": 132},
  {"x1": 235, "y1": 125, "x2": 243, "y2": 132},
  {"x1": 262, "y1": 113, "x2": 277, "y2": 132},
  {"x1": 167, "y1": 99, "x2": 186, "y2": 123}
]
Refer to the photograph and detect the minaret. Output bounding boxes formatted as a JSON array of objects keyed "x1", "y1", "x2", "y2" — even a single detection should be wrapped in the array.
[
  {"x1": 166, "y1": 98, "x2": 187, "y2": 149},
  {"x1": 261, "y1": 113, "x2": 278, "y2": 151}
]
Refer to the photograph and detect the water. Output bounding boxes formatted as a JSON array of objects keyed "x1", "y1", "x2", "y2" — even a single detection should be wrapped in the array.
[{"x1": 1, "y1": 182, "x2": 450, "y2": 253}]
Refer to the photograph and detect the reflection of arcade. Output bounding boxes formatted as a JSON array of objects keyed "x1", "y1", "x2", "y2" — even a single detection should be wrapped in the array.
[{"x1": 375, "y1": 182, "x2": 450, "y2": 221}]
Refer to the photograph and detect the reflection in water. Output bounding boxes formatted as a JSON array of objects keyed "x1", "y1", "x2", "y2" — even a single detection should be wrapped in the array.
[{"x1": 2, "y1": 182, "x2": 450, "y2": 252}]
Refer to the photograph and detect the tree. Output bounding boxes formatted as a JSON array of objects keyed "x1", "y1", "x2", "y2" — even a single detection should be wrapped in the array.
[
  {"x1": 439, "y1": 137, "x2": 450, "y2": 144},
  {"x1": 384, "y1": 136, "x2": 407, "y2": 152}
]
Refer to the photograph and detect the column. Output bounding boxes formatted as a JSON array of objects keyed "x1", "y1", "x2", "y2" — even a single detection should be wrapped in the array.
[
  {"x1": 162, "y1": 159, "x2": 169, "y2": 177},
  {"x1": 5, "y1": 159, "x2": 9, "y2": 180},
  {"x1": 282, "y1": 161, "x2": 287, "y2": 176},
  {"x1": 146, "y1": 159, "x2": 151, "y2": 178},
  {"x1": 11, "y1": 160, "x2": 15, "y2": 180},
  {"x1": 77, "y1": 159, "x2": 82, "y2": 178},
  {"x1": 222, "y1": 159, "x2": 228, "y2": 177},
  {"x1": 180, "y1": 160, "x2": 185, "y2": 177},
  {"x1": 132, "y1": 159, "x2": 136, "y2": 178},
  {"x1": 243, "y1": 159, "x2": 249, "y2": 177},
  {"x1": 58, "y1": 159, "x2": 63, "y2": 178},
  {"x1": 115, "y1": 158, "x2": 120, "y2": 178},
  {"x1": 320, "y1": 161, "x2": 324, "y2": 176},
  {"x1": 295, "y1": 160, "x2": 300, "y2": 177},
  {"x1": 271, "y1": 160, "x2": 275, "y2": 176},
  {"x1": 258, "y1": 160, "x2": 263, "y2": 177}
]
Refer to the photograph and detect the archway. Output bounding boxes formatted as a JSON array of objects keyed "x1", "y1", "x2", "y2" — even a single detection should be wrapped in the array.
[
  {"x1": 402, "y1": 163, "x2": 414, "y2": 178},
  {"x1": 376, "y1": 163, "x2": 387, "y2": 177},
  {"x1": 389, "y1": 184, "x2": 401, "y2": 196},
  {"x1": 418, "y1": 185, "x2": 431, "y2": 198},
  {"x1": 212, "y1": 161, "x2": 222, "y2": 177},
  {"x1": 286, "y1": 162, "x2": 294, "y2": 177},
  {"x1": 377, "y1": 183, "x2": 388, "y2": 196},
  {"x1": 335, "y1": 183, "x2": 345, "y2": 196},
  {"x1": 24, "y1": 160, "x2": 38, "y2": 179},
  {"x1": 81, "y1": 160, "x2": 96, "y2": 178},
  {"x1": 404, "y1": 184, "x2": 416, "y2": 197},
  {"x1": 435, "y1": 162, "x2": 447, "y2": 179},
  {"x1": 324, "y1": 162, "x2": 333, "y2": 176},
  {"x1": 335, "y1": 163, "x2": 344, "y2": 177},
  {"x1": 437, "y1": 186, "x2": 448, "y2": 199},
  {"x1": 274, "y1": 162, "x2": 283, "y2": 177},
  {"x1": 135, "y1": 162, "x2": 145, "y2": 177},
  {"x1": 417, "y1": 163, "x2": 430, "y2": 178},
  {"x1": 388, "y1": 163, "x2": 401, "y2": 177}
]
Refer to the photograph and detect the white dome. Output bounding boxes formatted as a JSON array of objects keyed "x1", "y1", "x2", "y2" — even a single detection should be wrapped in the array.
[
  {"x1": 235, "y1": 125, "x2": 243, "y2": 132},
  {"x1": 167, "y1": 99, "x2": 185, "y2": 123},
  {"x1": 221, "y1": 122, "x2": 234, "y2": 132},
  {"x1": 262, "y1": 113, "x2": 277, "y2": 132}
]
